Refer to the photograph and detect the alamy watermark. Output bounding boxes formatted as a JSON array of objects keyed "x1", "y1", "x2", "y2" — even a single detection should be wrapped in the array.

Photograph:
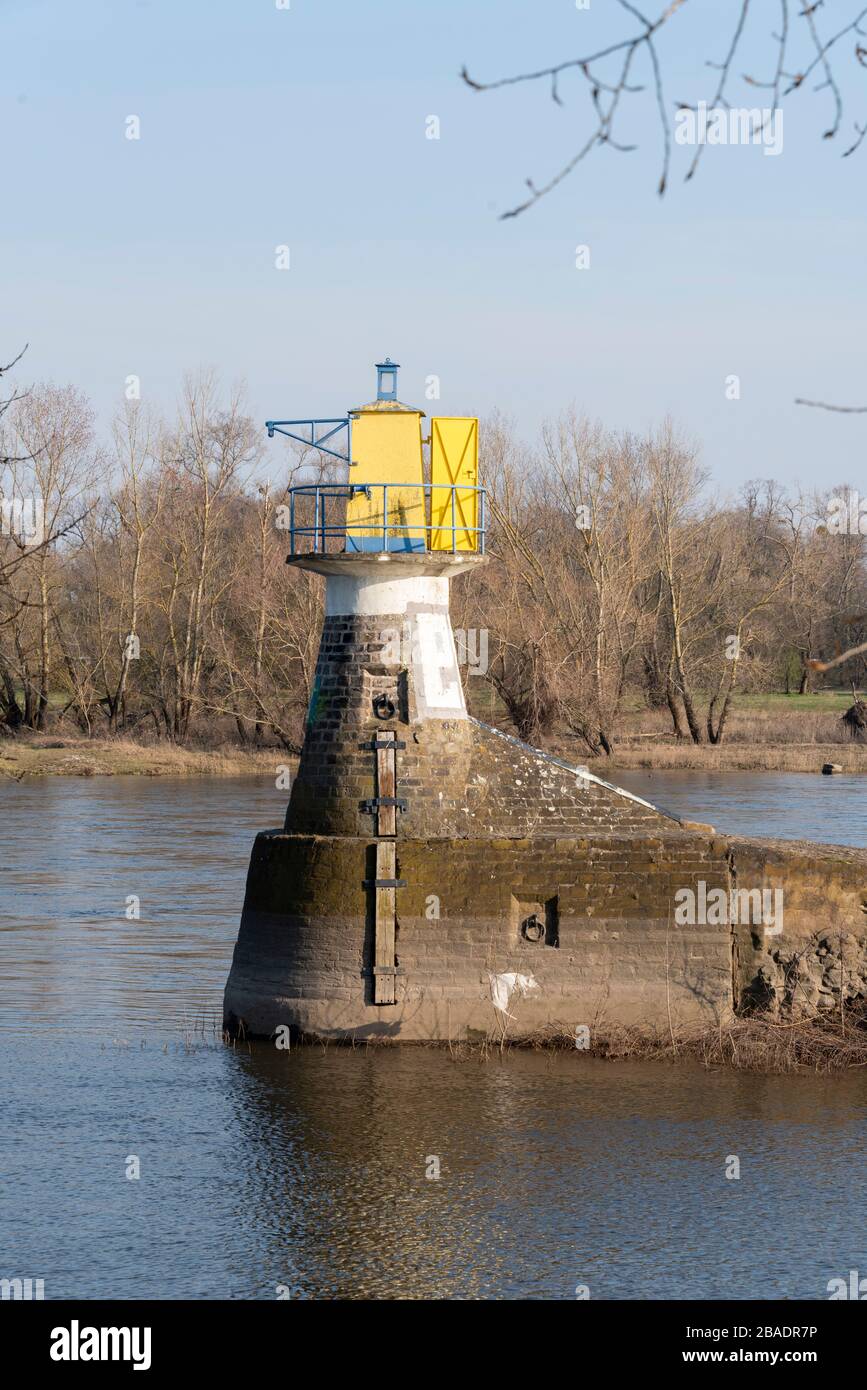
[
  {"x1": 379, "y1": 623, "x2": 488, "y2": 676},
  {"x1": 675, "y1": 102, "x2": 783, "y2": 157},
  {"x1": 1, "y1": 1276, "x2": 44, "y2": 1300},
  {"x1": 823, "y1": 491, "x2": 867, "y2": 536},
  {"x1": 1, "y1": 496, "x2": 45, "y2": 548},
  {"x1": 828, "y1": 1269, "x2": 867, "y2": 1299},
  {"x1": 50, "y1": 1323, "x2": 151, "y2": 1370},
  {"x1": 674, "y1": 880, "x2": 784, "y2": 936}
]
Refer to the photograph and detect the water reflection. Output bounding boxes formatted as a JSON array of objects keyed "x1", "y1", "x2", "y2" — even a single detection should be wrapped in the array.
[{"x1": 223, "y1": 1047, "x2": 867, "y2": 1300}]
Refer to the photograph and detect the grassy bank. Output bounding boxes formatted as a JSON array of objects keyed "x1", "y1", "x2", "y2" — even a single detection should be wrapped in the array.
[
  {"x1": 572, "y1": 692, "x2": 865, "y2": 773},
  {"x1": 0, "y1": 736, "x2": 282, "y2": 779},
  {"x1": 1, "y1": 732, "x2": 863, "y2": 778},
  {"x1": 586, "y1": 743, "x2": 866, "y2": 773},
  {"x1": 471, "y1": 688, "x2": 867, "y2": 773},
  {"x1": 2, "y1": 687, "x2": 866, "y2": 777}
]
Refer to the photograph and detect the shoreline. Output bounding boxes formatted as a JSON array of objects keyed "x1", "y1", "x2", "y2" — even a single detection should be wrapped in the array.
[
  {"x1": 1, "y1": 735, "x2": 864, "y2": 778},
  {"x1": 586, "y1": 743, "x2": 866, "y2": 774},
  {"x1": 0, "y1": 738, "x2": 284, "y2": 779},
  {"x1": 224, "y1": 1016, "x2": 867, "y2": 1074}
]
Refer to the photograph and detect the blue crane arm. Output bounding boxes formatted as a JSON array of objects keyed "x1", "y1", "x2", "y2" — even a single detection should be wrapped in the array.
[{"x1": 264, "y1": 417, "x2": 353, "y2": 465}]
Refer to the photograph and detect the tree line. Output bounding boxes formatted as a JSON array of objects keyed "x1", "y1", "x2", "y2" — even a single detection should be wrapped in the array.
[
  {"x1": 1, "y1": 366, "x2": 864, "y2": 753},
  {"x1": 457, "y1": 413, "x2": 867, "y2": 751}
]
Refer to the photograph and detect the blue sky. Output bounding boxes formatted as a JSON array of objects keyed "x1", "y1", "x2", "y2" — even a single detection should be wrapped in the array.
[{"x1": 3, "y1": 0, "x2": 866, "y2": 491}]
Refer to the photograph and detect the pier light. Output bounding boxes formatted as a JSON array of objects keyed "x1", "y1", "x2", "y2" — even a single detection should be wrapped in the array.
[{"x1": 265, "y1": 357, "x2": 482, "y2": 555}]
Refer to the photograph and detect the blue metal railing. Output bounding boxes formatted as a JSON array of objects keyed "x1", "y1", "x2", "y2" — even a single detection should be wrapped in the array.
[{"x1": 281, "y1": 482, "x2": 487, "y2": 556}]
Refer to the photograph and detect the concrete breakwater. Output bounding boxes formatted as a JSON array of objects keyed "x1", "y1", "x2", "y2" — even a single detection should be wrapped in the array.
[
  {"x1": 224, "y1": 770, "x2": 867, "y2": 1040},
  {"x1": 223, "y1": 554, "x2": 867, "y2": 1043}
]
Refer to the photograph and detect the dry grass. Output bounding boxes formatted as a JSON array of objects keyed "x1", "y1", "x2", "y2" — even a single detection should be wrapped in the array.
[
  {"x1": 4, "y1": 694, "x2": 866, "y2": 778},
  {"x1": 497, "y1": 1010, "x2": 867, "y2": 1073},
  {"x1": 587, "y1": 742, "x2": 865, "y2": 772},
  {"x1": 538, "y1": 699, "x2": 867, "y2": 771},
  {"x1": 259, "y1": 1010, "x2": 867, "y2": 1073},
  {"x1": 613, "y1": 702, "x2": 862, "y2": 747},
  {"x1": 0, "y1": 736, "x2": 285, "y2": 779},
  {"x1": 4, "y1": 734, "x2": 853, "y2": 776}
]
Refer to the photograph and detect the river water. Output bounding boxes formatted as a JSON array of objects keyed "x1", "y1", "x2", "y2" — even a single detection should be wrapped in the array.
[{"x1": 1, "y1": 771, "x2": 866, "y2": 1299}]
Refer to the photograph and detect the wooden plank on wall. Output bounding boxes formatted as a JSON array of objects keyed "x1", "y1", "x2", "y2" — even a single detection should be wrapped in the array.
[
  {"x1": 374, "y1": 840, "x2": 396, "y2": 1005},
  {"x1": 375, "y1": 731, "x2": 397, "y2": 836}
]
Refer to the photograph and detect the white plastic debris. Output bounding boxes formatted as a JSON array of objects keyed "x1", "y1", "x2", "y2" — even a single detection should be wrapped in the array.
[{"x1": 488, "y1": 971, "x2": 539, "y2": 1018}]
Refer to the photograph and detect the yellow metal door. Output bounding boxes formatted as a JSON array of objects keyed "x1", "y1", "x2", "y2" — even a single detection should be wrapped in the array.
[
  {"x1": 429, "y1": 417, "x2": 479, "y2": 551},
  {"x1": 345, "y1": 412, "x2": 426, "y2": 552}
]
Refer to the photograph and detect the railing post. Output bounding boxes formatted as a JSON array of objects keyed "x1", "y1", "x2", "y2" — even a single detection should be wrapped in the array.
[
  {"x1": 290, "y1": 490, "x2": 296, "y2": 556},
  {"x1": 383, "y1": 483, "x2": 388, "y2": 553},
  {"x1": 479, "y1": 487, "x2": 485, "y2": 554},
  {"x1": 314, "y1": 489, "x2": 321, "y2": 554},
  {"x1": 451, "y1": 485, "x2": 456, "y2": 554}
]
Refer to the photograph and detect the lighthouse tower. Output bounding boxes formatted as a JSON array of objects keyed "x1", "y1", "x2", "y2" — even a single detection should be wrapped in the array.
[
  {"x1": 279, "y1": 359, "x2": 486, "y2": 845},
  {"x1": 223, "y1": 361, "x2": 742, "y2": 1041}
]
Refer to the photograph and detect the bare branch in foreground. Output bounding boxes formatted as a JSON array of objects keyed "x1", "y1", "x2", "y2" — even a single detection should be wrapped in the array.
[{"x1": 462, "y1": 1, "x2": 867, "y2": 216}]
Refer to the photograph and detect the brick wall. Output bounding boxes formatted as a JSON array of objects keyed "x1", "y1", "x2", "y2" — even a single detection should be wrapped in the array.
[
  {"x1": 286, "y1": 612, "x2": 474, "y2": 837},
  {"x1": 287, "y1": 609, "x2": 681, "y2": 839},
  {"x1": 225, "y1": 829, "x2": 732, "y2": 1039},
  {"x1": 224, "y1": 829, "x2": 867, "y2": 1040}
]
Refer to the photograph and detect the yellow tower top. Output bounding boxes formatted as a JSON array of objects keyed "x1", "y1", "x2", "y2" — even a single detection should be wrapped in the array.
[
  {"x1": 269, "y1": 358, "x2": 483, "y2": 555},
  {"x1": 345, "y1": 360, "x2": 427, "y2": 550}
]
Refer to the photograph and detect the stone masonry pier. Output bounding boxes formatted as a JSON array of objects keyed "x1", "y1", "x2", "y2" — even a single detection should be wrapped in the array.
[{"x1": 224, "y1": 553, "x2": 867, "y2": 1042}]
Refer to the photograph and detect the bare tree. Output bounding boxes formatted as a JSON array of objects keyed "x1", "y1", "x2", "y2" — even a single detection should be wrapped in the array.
[
  {"x1": 646, "y1": 420, "x2": 711, "y2": 743},
  {"x1": 154, "y1": 373, "x2": 259, "y2": 739},
  {"x1": 103, "y1": 402, "x2": 165, "y2": 732},
  {"x1": 2, "y1": 384, "x2": 99, "y2": 728}
]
